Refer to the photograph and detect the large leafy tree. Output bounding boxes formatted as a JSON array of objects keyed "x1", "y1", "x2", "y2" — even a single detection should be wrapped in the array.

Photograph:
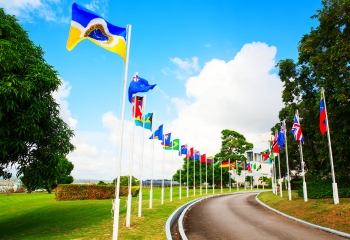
[
  {"x1": 20, "y1": 156, "x2": 74, "y2": 193},
  {"x1": 276, "y1": 0, "x2": 350, "y2": 179},
  {"x1": 0, "y1": 9, "x2": 75, "y2": 179}
]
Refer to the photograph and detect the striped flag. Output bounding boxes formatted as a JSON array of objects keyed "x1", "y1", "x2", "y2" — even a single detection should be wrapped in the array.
[{"x1": 291, "y1": 113, "x2": 304, "y2": 144}]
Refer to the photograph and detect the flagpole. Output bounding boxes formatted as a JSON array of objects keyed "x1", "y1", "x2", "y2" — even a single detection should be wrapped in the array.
[
  {"x1": 278, "y1": 153, "x2": 282, "y2": 197},
  {"x1": 296, "y1": 110, "x2": 308, "y2": 202},
  {"x1": 220, "y1": 160, "x2": 223, "y2": 193},
  {"x1": 229, "y1": 158, "x2": 231, "y2": 192},
  {"x1": 149, "y1": 112, "x2": 155, "y2": 209},
  {"x1": 236, "y1": 160, "x2": 239, "y2": 191},
  {"x1": 283, "y1": 120, "x2": 292, "y2": 200},
  {"x1": 274, "y1": 156, "x2": 277, "y2": 195},
  {"x1": 179, "y1": 140, "x2": 182, "y2": 200},
  {"x1": 244, "y1": 161, "x2": 246, "y2": 191},
  {"x1": 186, "y1": 152, "x2": 189, "y2": 198},
  {"x1": 205, "y1": 156, "x2": 208, "y2": 194},
  {"x1": 138, "y1": 95, "x2": 147, "y2": 217},
  {"x1": 200, "y1": 153, "x2": 202, "y2": 195},
  {"x1": 193, "y1": 149, "x2": 196, "y2": 196},
  {"x1": 212, "y1": 158, "x2": 215, "y2": 194},
  {"x1": 112, "y1": 24, "x2": 132, "y2": 240},
  {"x1": 170, "y1": 142, "x2": 173, "y2": 202},
  {"x1": 126, "y1": 94, "x2": 138, "y2": 227},
  {"x1": 161, "y1": 132, "x2": 165, "y2": 205},
  {"x1": 322, "y1": 88, "x2": 339, "y2": 204}
]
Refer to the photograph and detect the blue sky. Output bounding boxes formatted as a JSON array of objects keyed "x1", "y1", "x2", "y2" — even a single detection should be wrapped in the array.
[{"x1": 1, "y1": 0, "x2": 322, "y2": 181}]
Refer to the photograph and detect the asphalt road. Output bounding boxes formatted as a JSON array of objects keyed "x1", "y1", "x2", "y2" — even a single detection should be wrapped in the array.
[{"x1": 182, "y1": 193, "x2": 347, "y2": 240}]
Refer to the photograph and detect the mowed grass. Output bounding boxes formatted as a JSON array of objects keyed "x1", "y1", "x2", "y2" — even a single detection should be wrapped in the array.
[
  {"x1": 1, "y1": 187, "x2": 349, "y2": 239},
  {"x1": 258, "y1": 191, "x2": 350, "y2": 234},
  {"x1": 0, "y1": 186, "x2": 239, "y2": 240}
]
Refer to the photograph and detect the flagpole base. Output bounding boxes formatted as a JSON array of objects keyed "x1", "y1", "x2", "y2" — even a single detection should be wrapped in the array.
[
  {"x1": 112, "y1": 198, "x2": 120, "y2": 240},
  {"x1": 288, "y1": 182, "x2": 292, "y2": 200},
  {"x1": 303, "y1": 181, "x2": 308, "y2": 202},
  {"x1": 332, "y1": 183, "x2": 339, "y2": 204},
  {"x1": 126, "y1": 194, "x2": 132, "y2": 227},
  {"x1": 149, "y1": 189, "x2": 153, "y2": 209}
]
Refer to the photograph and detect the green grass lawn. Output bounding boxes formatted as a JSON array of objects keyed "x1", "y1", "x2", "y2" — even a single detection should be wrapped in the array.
[
  {"x1": 2, "y1": 187, "x2": 348, "y2": 239},
  {"x1": 0, "y1": 186, "x2": 243, "y2": 240}
]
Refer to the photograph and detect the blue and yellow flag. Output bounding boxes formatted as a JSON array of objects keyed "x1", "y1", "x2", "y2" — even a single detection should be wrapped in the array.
[
  {"x1": 135, "y1": 112, "x2": 153, "y2": 131},
  {"x1": 66, "y1": 3, "x2": 127, "y2": 61},
  {"x1": 149, "y1": 124, "x2": 163, "y2": 140}
]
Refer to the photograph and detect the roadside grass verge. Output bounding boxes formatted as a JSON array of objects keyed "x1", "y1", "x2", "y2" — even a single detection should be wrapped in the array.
[
  {"x1": 0, "y1": 186, "x2": 242, "y2": 240},
  {"x1": 258, "y1": 191, "x2": 350, "y2": 234}
]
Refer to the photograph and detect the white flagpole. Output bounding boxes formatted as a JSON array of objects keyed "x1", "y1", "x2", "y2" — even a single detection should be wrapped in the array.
[
  {"x1": 322, "y1": 88, "x2": 339, "y2": 204},
  {"x1": 200, "y1": 153, "x2": 202, "y2": 195},
  {"x1": 112, "y1": 24, "x2": 131, "y2": 240},
  {"x1": 220, "y1": 160, "x2": 223, "y2": 193},
  {"x1": 274, "y1": 156, "x2": 277, "y2": 195},
  {"x1": 212, "y1": 159, "x2": 215, "y2": 194},
  {"x1": 126, "y1": 94, "x2": 138, "y2": 227},
  {"x1": 244, "y1": 162, "x2": 246, "y2": 191},
  {"x1": 236, "y1": 160, "x2": 239, "y2": 191},
  {"x1": 149, "y1": 112, "x2": 155, "y2": 209},
  {"x1": 161, "y1": 132, "x2": 165, "y2": 205},
  {"x1": 138, "y1": 95, "x2": 147, "y2": 217},
  {"x1": 179, "y1": 140, "x2": 182, "y2": 200},
  {"x1": 205, "y1": 156, "x2": 208, "y2": 194},
  {"x1": 229, "y1": 158, "x2": 231, "y2": 192},
  {"x1": 186, "y1": 151, "x2": 189, "y2": 198},
  {"x1": 193, "y1": 149, "x2": 196, "y2": 196},
  {"x1": 296, "y1": 110, "x2": 307, "y2": 202},
  {"x1": 170, "y1": 142, "x2": 173, "y2": 202},
  {"x1": 278, "y1": 153, "x2": 282, "y2": 197},
  {"x1": 283, "y1": 120, "x2": 292, "y2": 200}
]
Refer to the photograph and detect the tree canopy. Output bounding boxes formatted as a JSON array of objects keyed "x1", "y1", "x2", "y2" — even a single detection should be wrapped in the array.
[
  {"x1": 276, "y1": 0, "x2": 350, "y2": 179},
  {"x1": 0, "y1": 9, "x2": 75, "y2": 179}
]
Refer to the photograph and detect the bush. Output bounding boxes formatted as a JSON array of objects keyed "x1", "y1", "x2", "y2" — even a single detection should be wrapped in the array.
[
  {"x1": 297, "y1": 180, "x2": 350, "y2": 199},
  {"x1": 291, "y1": 178, "x2": 303, "y2": 190},
  {"x1": 55, "y1": 184, "x2": 139, "y2": 201}
]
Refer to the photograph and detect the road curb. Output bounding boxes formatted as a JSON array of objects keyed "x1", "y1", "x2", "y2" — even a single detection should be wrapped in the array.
[{"x1": 255, "y1": 194, "x2": 350, "y2": 239}]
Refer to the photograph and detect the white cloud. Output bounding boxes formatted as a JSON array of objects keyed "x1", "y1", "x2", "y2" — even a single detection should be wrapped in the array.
[
  {"x1": 84, "y1": 0, "x2": 108, "y2": 17},
  {"x1": 205, "y1": 43, "x2": 212, "y2": 48},
  {"x1": 52, "y1": 80, "x2": 78, "y2": 129},
  {"x1": 168, "y1": 42, "x2": 283, "y2": 156},
  {"x1": 1, "y1": 0, "x2": 67, "y2": 23},
  {"x1": 168, "y1": 56, "x2": 200, "y2": 80}
]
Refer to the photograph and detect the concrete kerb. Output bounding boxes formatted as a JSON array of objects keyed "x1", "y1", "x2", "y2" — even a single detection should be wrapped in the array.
[
  {"x1": 165, "y1": 190, "x2": 270, "y2": 240},
  {"x1": 255, "y1": 194, "x2": 350, "y2": 239}
]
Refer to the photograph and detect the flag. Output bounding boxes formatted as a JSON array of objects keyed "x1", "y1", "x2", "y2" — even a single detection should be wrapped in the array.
[
  {"x1": 292, "y1": 113, "x2": 304, "y2": 144},
  {"x1": 132, "y1": 96, "x2": 143, "y2": 119},
  {"x1": 180, "y1": 144, "x2": 188, "y2": 155},
  {"x1": 320, "y1": 95, "x2": 327, "y2": 135},
  {"x1": 246, "y1": 162, "x2": 252, "y2": 171},
  {"x1": 277, "y1": 122, "x2": 285, "y2": 150},
  {"x1": 188, "y1": 148, "x2": 194, "y2": 159},
  {"x1": 149, "y1": 124, "x2": 163, "y2": 140},
  {"x1": 66, "y1": 3, "x2": 127, "y2": 61},
  {"x1": 272, "y1": 131, "x2": 279, "y2": 153},
  {"x1": 261, "y1": 149, "x2": 270, "y2": 162},
  {"x1": 135, "y1": 112, "x2": 152, "y2": 131},
  {"x1": 162, "y1": 133, "x2": 171, "y2": 146},
  {"x1": 257, "y1": 164, "x2": 261, "y2": 171},
  {"x1": 200, "y1": 154, "x2": 207, "y2": 163},
  {"x1": 128, "y1": 73, "x2": 156, "y2": 103},
  {"x1": 190, "y1": 150, "x2": 200, "y2": 160},
  {"x1": 206, "y1": 156, "x2": 213, "y2": 164},
  {"x1": 164, "y1": 139, "x2": 179, "y2": 150}
]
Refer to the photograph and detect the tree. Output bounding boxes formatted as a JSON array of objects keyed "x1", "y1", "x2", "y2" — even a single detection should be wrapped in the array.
[
  {"x1": 0, "y1": 9, "x2": 75, "y2": 179},
  {"x1": 112, "y1": 176, "x2": 138, "y2": 186},
  {"x1": 20, "y1": 156, "x2": 74, "y2": 193},
  {"x1": 276, "y1": 0, "x2": 350, "y2": 179},
  {"x1": 219, "y1": 129, "x2": 253, "y2": 175}
]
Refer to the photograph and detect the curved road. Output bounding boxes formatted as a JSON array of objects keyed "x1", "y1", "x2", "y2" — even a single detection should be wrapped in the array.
[{"x1": 183, "y1": 193, "x2": 347, "y2": 240}]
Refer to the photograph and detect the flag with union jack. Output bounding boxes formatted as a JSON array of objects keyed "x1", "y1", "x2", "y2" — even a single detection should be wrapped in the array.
[{"x1": 291, "y1": 113, "x2": 304, "y2": 144}]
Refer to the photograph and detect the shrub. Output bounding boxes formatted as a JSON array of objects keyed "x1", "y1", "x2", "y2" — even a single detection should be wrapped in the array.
[
  {"x1": 55, "y1": 184, "x2": 139, "y2": 201},
  {"x1": 297, "y1": 180, "x2": 350, "y2": 198}
]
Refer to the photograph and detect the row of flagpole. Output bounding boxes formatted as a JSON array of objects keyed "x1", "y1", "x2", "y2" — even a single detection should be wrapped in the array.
[{"x1": 66, "y1": 4, "x2": 340, "y2": 239}]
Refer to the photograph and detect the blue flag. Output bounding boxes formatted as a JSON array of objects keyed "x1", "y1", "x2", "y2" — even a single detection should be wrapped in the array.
[
  {"x1": 135, "y1": 112, "x2": 152, "y2": 131},
  {"x1": 179, "y1": 144, "x2": 188, "y2": 156},
  {"x1": 128, "y1": 73, "x2": 156, "y2": 103},
  {"x1": 149, "y1": 124, "x2": 163, "y2": 140},
  {"x1": 277, "y1": 122, "x2": 285, "y2": 150}
]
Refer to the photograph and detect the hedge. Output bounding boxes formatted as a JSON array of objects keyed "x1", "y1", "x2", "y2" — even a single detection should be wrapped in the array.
[
  {"x1": 297, "y1": 180, "x2": 350, "y2": 199},
  {"x1": 55, "y1": 184, "x2": 140, "y2": 201}
]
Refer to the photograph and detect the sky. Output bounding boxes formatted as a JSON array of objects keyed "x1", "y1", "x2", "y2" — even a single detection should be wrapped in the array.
[{"x1": 1, "y1": 0, "x2": 323, "y2": 181}]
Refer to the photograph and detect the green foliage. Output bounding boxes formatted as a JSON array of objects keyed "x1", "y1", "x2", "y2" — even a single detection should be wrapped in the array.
[
  {"x1": 0, "y1": 9, "x2": 75, "y2": 179},
  {"x1": 276, "y1": 0, "x2": 350, "y2": 179},
  {"x1": 112, "y1": 175, "x2": 138, "y2": 186},
  {"x1": 55, "y1": 184, "x2": 140, "y2": 201},
  {"x1": 97, "y1": 181, "x2": 107, "y2": 185},
  {"x1": 297, "y1": 180, "x2": 350, "y2": 199},
  {"x1": 20, "y1": 156, "x2": 74, "y2": 193}
]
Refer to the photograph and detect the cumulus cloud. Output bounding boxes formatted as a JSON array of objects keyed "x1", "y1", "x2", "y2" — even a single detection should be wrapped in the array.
[
  {"x1": 167, "y1": 57, "x2": 200, "y2": 80},
  {"x1": 52, "y1": 80, "x2": 78, "y2": 129},
  {"x1": 168, "y1": 42, "x2": 283, "y2": 155},
  {"x1": 84, "y1": 0, "x2": 108, "y2": 17}
]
